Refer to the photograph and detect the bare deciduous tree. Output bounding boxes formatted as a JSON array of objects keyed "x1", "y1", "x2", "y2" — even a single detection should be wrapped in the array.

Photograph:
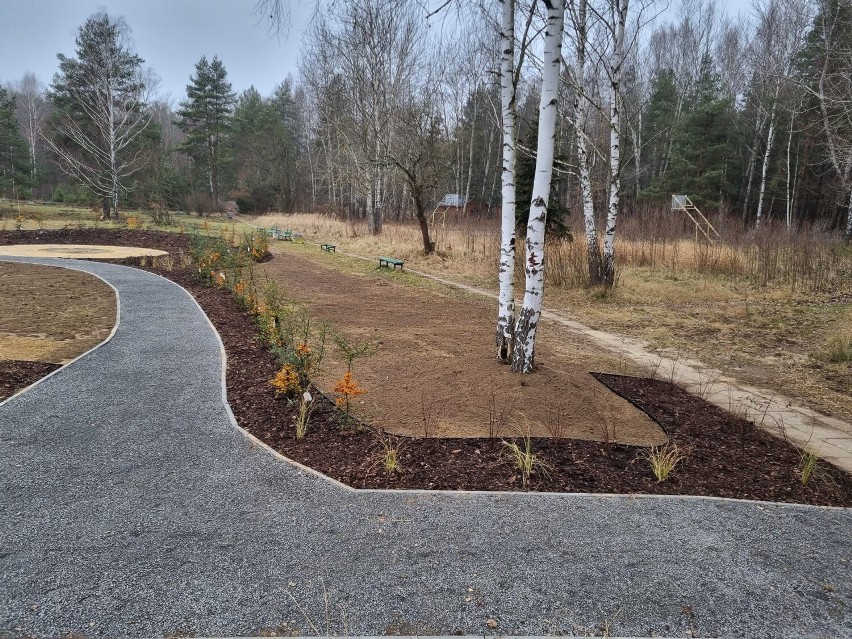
[{"x1": 46, "y1": 11, "x2": 152, "y2": 218}]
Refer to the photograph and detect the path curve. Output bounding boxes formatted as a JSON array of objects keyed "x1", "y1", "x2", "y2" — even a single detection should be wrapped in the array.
[{"x1": 1, "y1": 257, "x2": 850, "y2": 638}]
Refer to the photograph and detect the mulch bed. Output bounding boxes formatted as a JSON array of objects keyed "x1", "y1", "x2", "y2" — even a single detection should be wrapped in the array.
[
  {"x1": 2, "y1": 228, "x2": 851, "y2": 506},
  {"x1": 0, "y1": 360, "x2": 61, "y2": 402}
]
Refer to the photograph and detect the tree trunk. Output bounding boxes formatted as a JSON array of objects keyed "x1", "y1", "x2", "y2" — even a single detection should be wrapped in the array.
[
  {"x1": 846, "y1": 188, "x2": 852, "y2": 241},
  {"x1": 572, "y1": 0, "x2": 603, "y2": 286},
  {"x1": 496, "y1": 0, "x2": 517, "y2": 363},
  {"x1": 602, "y1": 0, "x2": 629, "y2": 289},
  {"x1": 414, "y1": 192, "x2": 435, "y2": 254},
  {"x1": 510, "y1": 0, "x2": 564, "y2": 374},
  {"x1": 756, "y1": 82, "x2": 780, "y2": 228}
]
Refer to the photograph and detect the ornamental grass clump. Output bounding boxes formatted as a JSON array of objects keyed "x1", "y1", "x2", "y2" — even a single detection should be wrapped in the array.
[
  {"x1": 645, "y1": 443, "x2": 685, "y2": 483},
  {"x1": 500, "y1": 425, "x2": 552, "y2": 489}
]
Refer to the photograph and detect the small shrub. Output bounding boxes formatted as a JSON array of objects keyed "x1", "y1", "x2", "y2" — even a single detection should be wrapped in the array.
[
  {"x1": 333, "y1": 371, "x2": 366, "y2": 420},
  {"x1": 645, "y1": 443, "x2": 685, "y2": 482},
  {"x1": 270, "y1": 364, "x2": 300, "y2": 398},
  {"x1": 126, "y1": 215, "x2": 139, "y2": 230}
]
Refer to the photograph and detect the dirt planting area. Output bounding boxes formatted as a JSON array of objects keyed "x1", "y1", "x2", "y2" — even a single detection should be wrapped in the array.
[
  {"x1": 259, "y1": 245, "x2": 663, "y2": 445},
  {"x1": 0, "y1": 261, "x2": 116, "y2": 400}
]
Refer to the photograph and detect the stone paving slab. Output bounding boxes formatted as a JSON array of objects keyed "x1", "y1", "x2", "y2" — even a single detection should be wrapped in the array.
[{"x1": 1, "y1": 257, "x2": 850, "y2": 639}]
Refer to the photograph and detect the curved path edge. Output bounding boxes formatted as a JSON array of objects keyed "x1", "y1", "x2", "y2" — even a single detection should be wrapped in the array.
[{"x1": 1, "y1": 257, "x2": 850, "y2": 639}]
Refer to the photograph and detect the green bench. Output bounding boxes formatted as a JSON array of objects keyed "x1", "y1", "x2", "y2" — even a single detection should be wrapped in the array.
[
  {"x1": 268, "y1": 226, "x2": 292, "y2": 241},
  {"x1": 378, "y1": 256, "x2": 404, "y2": 270},
  {"x1": 320, "y1": 243, "x2": 336, "y2": 252}
]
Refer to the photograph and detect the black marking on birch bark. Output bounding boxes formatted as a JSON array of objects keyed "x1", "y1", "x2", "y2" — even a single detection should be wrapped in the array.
[
  {"x1": 532, "y1": 196, "x2": 546, "y2": 208},
  {"x1": 542, "y1": 0, "x2": 555, "y2": 9},
  {"x1": 547, "y1": 98, "x2": 557, "y2": 107},
  {"x1": 509, "y1": 237, "x2": 515, "y2": 247}
]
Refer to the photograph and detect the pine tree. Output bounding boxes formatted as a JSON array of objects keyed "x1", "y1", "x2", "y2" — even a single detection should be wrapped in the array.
[
  {"x1": 176, "y1": 56, "x2": 236, "y2": 209},
  {"x1": 655, "y1": 55, "x2": 736, "y2": 207},
  {"x1": 0, "y1": 87, "x2": 31, "y2": 198}
]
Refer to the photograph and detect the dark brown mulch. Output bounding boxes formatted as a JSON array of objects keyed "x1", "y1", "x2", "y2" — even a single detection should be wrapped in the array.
[
  {"x1": 0, "y1": 360, "x2": 61, "y2": 401},
  {"x1": 2, "y1": 228, "x2": 851, "y2": 506}
]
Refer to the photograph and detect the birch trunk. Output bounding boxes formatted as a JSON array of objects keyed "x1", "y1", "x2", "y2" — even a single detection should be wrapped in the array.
[
  {"x1": 785, "y1": 110, "x2": 795, "y2": 228},
  {"x1": 755, "y1": 82, "x2": 781, "y2": 228},
  {"x1": 511, "y1": 0, "x2": 564, "y2": 374},
  {"x1": 602, "y1": 0, "x2": 629, "y2": 288},
  {"x1": 572, "y1": 0, "x2": 604, "y2": 285},
  {"x1": 496, "y1": 0, "x2": 517, "y2": 362},
  {"x1": 847, "y1": 188, "x2": 852, "y2": 241}
]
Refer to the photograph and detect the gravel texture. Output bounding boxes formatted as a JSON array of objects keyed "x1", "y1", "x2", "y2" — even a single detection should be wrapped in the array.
[{"x1": 1, "y1": 257, "x2": 850, "y2": 639}]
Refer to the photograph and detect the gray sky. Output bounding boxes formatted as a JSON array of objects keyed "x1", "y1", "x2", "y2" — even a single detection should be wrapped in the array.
[
  {"x1": 0, "y1": 0, "x2": 314, "y2": 103},
  {"x1": 1, "y1": 0, "x2": 753, "y2": 102}
]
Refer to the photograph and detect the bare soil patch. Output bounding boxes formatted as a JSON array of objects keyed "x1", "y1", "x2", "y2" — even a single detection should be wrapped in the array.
[
  {"x1": 259, "y1": 247, "x2": 663, "y2": 445},
  {"x1": 2, "y1": 228, "x2": 850, "y2": 505},
  {"x1": 0, "y1": 261, "x2": 116, "y2": 363},
  {"x1": 0, "y1": 244, "x2": 167, "y2": 259}
]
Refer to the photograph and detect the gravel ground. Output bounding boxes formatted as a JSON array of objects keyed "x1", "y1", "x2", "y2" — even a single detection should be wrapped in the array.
[{"x1": 1, "y1": 257, "x2": 850, "y2": 639}]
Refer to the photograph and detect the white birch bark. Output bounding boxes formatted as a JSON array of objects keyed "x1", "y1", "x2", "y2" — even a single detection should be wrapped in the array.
[
  {"x1": 570, "y1": 0, "x2": 604, "y2": 285},
  {"x1": 755, "y1": 81, "x2": 781, "y2": 228},
  {"x1": 602, "y1": 0, "x2": 629, "y2": 287},
  {"x1": 496, "y1": 0, "x2": 517, "y2": 362},
  {"x1": 511, "y1": 0, "x2": 564, "y2": 374}
]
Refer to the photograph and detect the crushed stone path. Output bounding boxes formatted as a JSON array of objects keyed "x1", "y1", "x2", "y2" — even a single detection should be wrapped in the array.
[
  {"x1": 336, "y1": 250, "x2": 852, "y2": 474},
  {"x1": 1, "y1": 256, "x2": 850, "y2": 639}
]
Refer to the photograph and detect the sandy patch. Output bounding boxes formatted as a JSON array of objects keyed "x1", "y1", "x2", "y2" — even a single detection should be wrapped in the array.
[{"x1": 0, "y1": 244, "x2": 167, "y2": 259}]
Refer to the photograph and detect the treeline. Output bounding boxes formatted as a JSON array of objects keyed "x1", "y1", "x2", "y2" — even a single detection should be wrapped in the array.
[{"x1": 1, "y1": 0, "x2": 850, "y2": 233}]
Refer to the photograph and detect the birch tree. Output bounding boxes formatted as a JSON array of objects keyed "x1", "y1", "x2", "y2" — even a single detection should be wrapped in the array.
[
  {"x1": 751, "y1": 0, "x2": 811, "y2": 227},
  {"x1": 511, "y1": 0, "x2": 564, "y2": 374},
  {"x1": 46, "y1": 11, "x2": 151, "y2": 218},
  {"x1": 496, "y1": 0, "x2": 518, "y2": 362},
  {"x1": 13, "y1": 73, "x2": 47, "y2": 181},
  {"x1": 809, "y1": 0, "x2": 852, "y2": 239},
  {"x1": 602, "y1": 0, "x2": 630, "y2": 287}
]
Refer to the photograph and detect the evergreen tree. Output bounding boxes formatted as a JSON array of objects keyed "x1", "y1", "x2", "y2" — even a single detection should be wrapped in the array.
[
  {"x1": 0, "y1": 87, "x2": 31, "y2": 198},
  {"x1": 176, "y1": 56, "x2": 236, "y2": 209},
  {"x1": 640, "y1": 69, "x2": 679, "y2": 190},
  {"x1": 652, "y1": 55, "x2": 736, "y2": 207}
]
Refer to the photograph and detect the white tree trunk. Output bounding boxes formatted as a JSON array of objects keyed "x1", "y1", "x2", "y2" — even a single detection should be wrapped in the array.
[
  {"x1": 602, "y1": 0, "x2": 629, "y2": 288},
  {"x1": 785, "y1": 110, "x2": 795, "y2": 229},
  {"x1": 847, "y1": 188, "x2": 852, "y2": 240},
  {"x1": 756, "y1": 82, "x2": 781, "y2": 228},
  {"x1": 572, "y1": 0, "x2": 603, "y2": 285},
  {"x1": 511, "y1": 0, "x2": 564, "y2": 373},
  {"x1": 496, "y1": 0, "x2": 517, "y2": 362}
]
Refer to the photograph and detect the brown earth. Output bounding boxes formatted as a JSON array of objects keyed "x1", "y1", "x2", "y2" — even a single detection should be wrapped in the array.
[
  {"x1": 259, "y1": 246, "x2": 665, "y2": 445},
  {"x1": 1, "y1": 228, "x2": 851, "y2": 505},
  {"x1": 0, "y1": 261, "x2": 116, "y2": 364}
]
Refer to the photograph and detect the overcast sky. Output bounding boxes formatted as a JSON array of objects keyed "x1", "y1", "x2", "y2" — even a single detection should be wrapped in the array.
[{"x1": 1, "y1": 0, "x2": 753, "y2": 103}]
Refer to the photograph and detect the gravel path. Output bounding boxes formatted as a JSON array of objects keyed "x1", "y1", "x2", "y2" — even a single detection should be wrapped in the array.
[{"x1": 1, "y1": 257, "x2": 850, "y2": 639}]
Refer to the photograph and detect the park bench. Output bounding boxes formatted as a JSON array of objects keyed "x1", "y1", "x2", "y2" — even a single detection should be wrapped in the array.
[
  {"x1": 268, "y1": 226, "x2": 292, "y2": 241},
  {"x1": 378, "y1": 256, "x2": 404, "y2": 270},
  {"x1": 320, "y1": 243, "x2": 336, "y2": 252}
]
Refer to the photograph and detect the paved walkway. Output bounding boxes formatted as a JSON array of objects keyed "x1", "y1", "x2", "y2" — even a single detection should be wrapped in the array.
[{"x1": 1, "y1": 257, "x2": 851, "y2": 639}]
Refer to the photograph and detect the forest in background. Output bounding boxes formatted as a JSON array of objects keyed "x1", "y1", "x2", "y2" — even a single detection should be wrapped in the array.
[{"x1": 1, "y1": 0, "x2": 851, "y2": 235}]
